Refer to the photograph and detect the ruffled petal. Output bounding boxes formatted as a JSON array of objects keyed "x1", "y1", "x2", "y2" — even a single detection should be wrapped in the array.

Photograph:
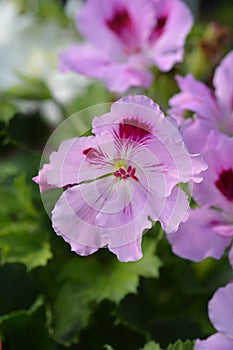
[
  {"x1": 109, "y1": 237, "x2": 142, "y2": 262},
  {"x1": 167, "y1": 208, "x2": 231, "y2": 261},
  {"x1": 51, "y1": 181, "x2": 111, "y2": 251},
  {"x1": 209, "y1": 283, "x2": 233, "y2": 341}
]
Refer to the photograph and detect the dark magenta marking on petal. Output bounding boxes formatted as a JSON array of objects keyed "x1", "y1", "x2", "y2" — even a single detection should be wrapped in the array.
[
  {"x1": 118, "y1": 118, "x2": 152, "y2": 143},
  {"x1": 83, "y1": 147, "x2": 94, "y2": 155},
  {"x1": 106, "y1": 7, "x2": 140, "y2": 52},
  {"x1": 149, "y1": 15, "x2": 167, "y2": 42},
  {"x1": 106, "y1": 8, "x2": 133, "y2": 40},
  {"x1": 215, "y1": 169, "x2": 233, "y2": 201}
]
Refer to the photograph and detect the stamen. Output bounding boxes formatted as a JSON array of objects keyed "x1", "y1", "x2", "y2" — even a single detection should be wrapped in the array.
[{"x1": 113, "y1": 166, "x2": 139, "y2": 182}]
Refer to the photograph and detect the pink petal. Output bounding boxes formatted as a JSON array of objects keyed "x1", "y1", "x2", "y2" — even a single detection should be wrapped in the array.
[
  {"x1": 157, "y1": 186, "x2": 189, "y2": 233},
  {"x1": 195, "y1": 333, "x2": 233, "y2": 350},
  {"x1": 59, "y1": 44, "x2": 111, "y2": 78},
  {"x1": 167, "y1": 208, "x2": 231, "y2": 261},
  {"x1": 100, "y1": 63, "x2": 153, "y2": 92},
  {"x1": 110, "y1": 237, "x2": 142, "y2": 262},
  {"x1": 193, "y1": 137, "x2": 233, "y2": 210},
  {"x1": 51, "y1": 182, "x2": 110, "y2": 251},
  {"x1": 150, "y1": 0, "x2": 193, "y2": 71},
  {"x1": 178, "y1": 118, "x2": 211, "y2": 154},
  {"x1": 92, "y1": 95, "x2": 165, "y2": 136},
  {"x1": 52, "y1": 175, "x2": 151, "y2": 261},
  {"x1": 94, "y1": 177, "x2": 152, "y2": 251},
  {"x1": 92, "y1": 95, "x2": 207, "y2": 192},
  {"x1": 208, "y1": 283, "x2": 233, "y2": 340},
  {"x1": 214, "y1": 51, "x2": 233, "y2": 122},
  {"x1": 169, "y1": 74, "x2": 220, "y2": 123},
  {"x1": 32, "y1": 163, "x2": 57, "y2": 193},
  {"x1": 47, "y1": 134, "x2": 113, "y2": 188},
  {"x1": 54, "y1": 225, "x2": 99, "y2": 256}
]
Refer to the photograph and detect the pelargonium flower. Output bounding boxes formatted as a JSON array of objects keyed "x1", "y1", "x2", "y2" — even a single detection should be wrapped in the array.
[
  {"x1": 169, "y1": 50, "x2": 233, "y2": 153},
  {"x1": 33, "y1": 95, "x2": 206, "y2": 262},
  {"x1": 167, "y1": 135, "x2": 233, "y2": 267},
  {"x1": 195, "y1": 282, "x2": 233, "y2": 350},
  {"x1": 60, "y1": 0, "x2": 193, "y2": 93}
]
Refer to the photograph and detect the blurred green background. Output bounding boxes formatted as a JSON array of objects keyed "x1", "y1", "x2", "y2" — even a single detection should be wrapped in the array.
[{"x1": 0, "y1": 0, "x2": 232, "y2": 349}]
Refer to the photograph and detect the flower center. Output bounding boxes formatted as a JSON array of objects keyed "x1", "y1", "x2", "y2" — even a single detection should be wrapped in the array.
[
  {"x1": 215, "y1": 168, "x2": 233, "y2": 201},
  {"x1": 114, "y1": 165, "x2": 139, "y2": 182}
]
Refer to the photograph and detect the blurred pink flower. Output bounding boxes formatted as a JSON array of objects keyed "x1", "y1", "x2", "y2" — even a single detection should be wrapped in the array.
[
  {"x1": 60, "y1": 0, "x2": 193, "y2": 93},
  {"x1": 195, "y1": 283, "x2": 233, "y2": 350},
  {"x1": 167, "y1": 135, "x2": 233, "y2": 267},
  {"x1": 33, "y1": 95, "x2": 206, "y2": 262},
  {"x1": 169, "y1": 50, "x2": 233, "y2": 153}
]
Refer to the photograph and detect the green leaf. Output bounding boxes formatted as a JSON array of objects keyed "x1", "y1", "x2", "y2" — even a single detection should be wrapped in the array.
[
  {"x1": 140, "y1": 341, "x2": 162, "y2": 350},
  {"x1": 0, "y1": 173, "x2": 52, "y2": 270},
  {"x1": 167, "y1": 339, "x2": 194, "y2": 350},
  {"x1": 91, "y1": 239, "x2": 162, "y2": 304},
  {"x1": 0, "y1": 101, "x2": 17, "y2": 124},
  {"x1": 0, "y1": 295, "x2": 44, "y2": 324},
  {"x1": 6, "y1": 75, "x2": 51, "y2": 100},
  {"x1": 0, "y1": 296, "x2": 55, "y2": 350},
  {"x1": 103, "y1": 345, "x2": 115, "y2": 350},
  {"x1": 50, "y1": 238, "x2": 161, "y2": 345},
  {"x1": 0, "y1": 222, "x2": 52, "y2": 271}
]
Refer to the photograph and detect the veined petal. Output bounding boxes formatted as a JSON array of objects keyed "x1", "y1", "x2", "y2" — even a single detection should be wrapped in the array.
[
  {"x1": 93, "y1": 95, "x2": 207, "y2": 189},
  {"x1": 47, "y1": 133, "x2": 115, "y2": 188},
  {"x1": 109, "y1": 237, "x2": 142, "y2": 262},
  {"x1": 51, "y1": 181, "x2": 112, "y2": 250}
]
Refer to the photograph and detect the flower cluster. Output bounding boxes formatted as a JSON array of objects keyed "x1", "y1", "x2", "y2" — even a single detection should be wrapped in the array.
[
  {"x1": 32, "y1": 0, "x2": 233, "y2": 347},
  {"x1": 167, "y1": 51, "x2": 233, "y2": 265},
  {"x1": 166, "y1": 50, "x2": 233, "y2": 348}
]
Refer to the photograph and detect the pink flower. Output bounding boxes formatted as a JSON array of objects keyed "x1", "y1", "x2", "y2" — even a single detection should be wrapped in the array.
[
  {"x1": 60, "y1": 0, "x2": 193, "y2": 93},
  {"x1": 167, "y1": 135, "x2": 233, "y2": 266},
  {"x1": 195, "y1": 283, "x2": 233, "y2": 350},
  {"x1": 169, "y1": 50, "x2": 233, "y2": 153},
  {"x1": 33, "y1": 95, "x2": 206, "y2": 262}
]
